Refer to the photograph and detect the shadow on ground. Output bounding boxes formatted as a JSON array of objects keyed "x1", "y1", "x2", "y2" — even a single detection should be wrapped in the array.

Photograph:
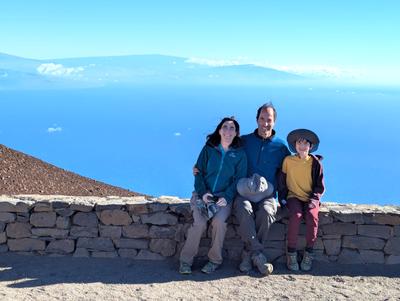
[{"x1": 0, "y1": 253, "x2": 398, "y2": 288}]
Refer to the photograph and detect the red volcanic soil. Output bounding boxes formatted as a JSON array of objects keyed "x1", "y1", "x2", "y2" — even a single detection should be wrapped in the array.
[{"x1": 0, "y1": 144, "x2": 141, "y2": 197}]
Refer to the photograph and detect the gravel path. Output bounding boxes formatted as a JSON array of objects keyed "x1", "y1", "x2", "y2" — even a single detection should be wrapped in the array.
[{"x1": 0, "y1": 254, "x2": 399, "y2": 300}]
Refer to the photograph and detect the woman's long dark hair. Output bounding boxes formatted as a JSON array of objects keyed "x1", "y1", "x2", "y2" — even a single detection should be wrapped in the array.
[{"x1": 206, "y1": 116, "x2": 242, "y2": 148}]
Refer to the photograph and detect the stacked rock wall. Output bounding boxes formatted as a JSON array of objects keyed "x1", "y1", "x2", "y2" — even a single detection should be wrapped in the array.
[{"x1": 0, "y1": 195, "x2": 399, "y2": 264}]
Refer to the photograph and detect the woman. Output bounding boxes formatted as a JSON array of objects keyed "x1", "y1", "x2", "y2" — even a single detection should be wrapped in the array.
[{"x1": 179, "y1": 117, "x2": 247, "y2": 274}]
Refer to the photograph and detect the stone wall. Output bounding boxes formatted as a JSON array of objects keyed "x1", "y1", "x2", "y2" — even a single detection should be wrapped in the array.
[{"x1": 0, "y1": 195, "x2": 399, "y2": 264}]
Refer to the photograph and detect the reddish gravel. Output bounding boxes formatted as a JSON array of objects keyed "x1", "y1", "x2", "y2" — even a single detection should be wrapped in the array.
[{"x1": 0, "y1": 144, "x2": 142, "y2": 197}]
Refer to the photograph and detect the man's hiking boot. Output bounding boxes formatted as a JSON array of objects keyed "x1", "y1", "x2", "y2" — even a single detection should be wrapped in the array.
[
  {"x1": 201, "y1": 261, "x2": 220, "y2": 274},
  {"x1": 251, "y1": 252, "x2": 273, "y2": 275},
  {"x1": 286, "y1": 251, "x2": 299, "y2": 271},
  {"x1": 239, "y1": 251, "x2": 252, "y2": 272},
  {"x1": 179, "y1": 262, "x2": 192, "y2": 275}
]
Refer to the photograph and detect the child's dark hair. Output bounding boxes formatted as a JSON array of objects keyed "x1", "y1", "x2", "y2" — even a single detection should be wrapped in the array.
[{"x1": 206, "y1": 116, "x2": 242, "y2": 148}]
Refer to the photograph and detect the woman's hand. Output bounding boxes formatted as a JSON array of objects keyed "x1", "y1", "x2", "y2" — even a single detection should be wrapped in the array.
[
  {"x1": 202, "y1": 193, "x2": 213, "y2": 203},
  {"x1": 216, "y1": 197, "x2": 227, "y2": 207}
]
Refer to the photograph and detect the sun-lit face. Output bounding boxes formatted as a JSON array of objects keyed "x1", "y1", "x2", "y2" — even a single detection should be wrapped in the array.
[
  {"x1": 219, "y1": 121, "x2": 237, "y2": 146},
  {"x1": 295, "y1": 138, "x2": 312, "y2": 159},
  {"x1": 257, "y1": 108, "x2": 275, "y2": 138}
]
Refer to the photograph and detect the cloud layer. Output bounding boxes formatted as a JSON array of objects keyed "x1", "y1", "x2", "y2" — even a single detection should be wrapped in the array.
[{"x1": 37, "y1": 63, "x2": 84, "y2": 77}]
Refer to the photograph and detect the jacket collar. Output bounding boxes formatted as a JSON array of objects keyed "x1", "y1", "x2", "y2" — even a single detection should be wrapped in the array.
[{"x1": 253, "y1": 129, "x2": 276, "y2": 141}]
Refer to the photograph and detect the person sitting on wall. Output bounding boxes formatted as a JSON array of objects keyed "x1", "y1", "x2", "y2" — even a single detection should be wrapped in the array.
[
  {"x1": 179, "y1": 117, "x2": 247, "y2": 275},
  {"x1": 278, "y1": 128, "x2": 325, "y2": 272}
]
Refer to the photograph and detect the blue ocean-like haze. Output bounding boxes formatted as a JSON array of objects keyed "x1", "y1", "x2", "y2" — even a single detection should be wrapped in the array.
[{"x1": 1, "y1": 85, "x2": 399, "y2": 205}]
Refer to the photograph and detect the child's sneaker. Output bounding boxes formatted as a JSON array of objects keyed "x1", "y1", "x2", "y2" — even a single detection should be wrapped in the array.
[
  {"x1": 179, "y1": 261, "x2": 192, "y2": 274},
  {"x1": 201, "y1": 261, "x2": 220, "y2": 274},
  {"x1": 300, "y1": 251, "x2": 314, "y2": 271},
  {"x1": 286, "y1": 251, "x2": 299, "y2": 271}
]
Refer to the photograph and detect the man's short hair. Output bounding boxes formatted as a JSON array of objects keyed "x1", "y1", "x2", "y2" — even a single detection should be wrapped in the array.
[{"x1": 256, "y1": 102, "x2": 277, "y2": 121}]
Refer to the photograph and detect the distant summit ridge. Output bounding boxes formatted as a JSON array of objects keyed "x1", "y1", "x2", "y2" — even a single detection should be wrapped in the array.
[{"x1": 0, "y1": 52, "x2": 305, "y2": 89}]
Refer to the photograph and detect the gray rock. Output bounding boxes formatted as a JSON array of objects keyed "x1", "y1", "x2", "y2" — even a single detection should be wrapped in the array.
[
  {"x1": 113, "y1": 238, "x2": 149, "y2": 249},
  {"x1": 8, "y1": 238, "x2": 46, "y2": 251},
  {"x1": 70, "y1": 203, "x2": 94, "y2": 212},
  {"x1": 384, "y1": 237, "x2": 400, "y2": 255},
  {"x1": 0, "y1": 201, "x2": 31, "y2": 213},
  {"x1": 95, "y1": 204, "x2": 123, "y2": 211},
  {"x1": 135, "y1": 249, "x2": 165, "y2": 260},
  {"x1": 323, "y1": 239, "x2": 341, "y2": 256},
  {"x1": 148, "y1": 202, "x2": 169, "y2": 212},
  {"x1": 263, "y1": 240, "x2": 285, "y2": 250},
  {"x1": 70, "y1": 226, "x2": 98, "y2": 238},
  {"x1": 265, "y1": 223, "x2": 286, "y2": 240},
  {"x1": 394, "y1": 225, "x2": 400, "y2": 236},
  {"x1": 46, "y1": 239, "x2": 75, "y2": 254},
  {"x1": 0, "y1": 212, "x2": 16, "y2": 223},
  {"x1": 149, "y1": 239, "x2": 176, "y2": 257},
  {"x1": 33, "y1": 202, "x2": 53, "y2": 212},
  {"x1": 359, "y1": 250, "x2": 385, "y2": 264},
  {"x1": 31, "y1": 228, "x2": 69, "y2": 238},
  {"x1": 337, "y1": 248, "x2": 363, "y2": 264},
  {"x1": 73, "y1": 248, "x2": 90, "y2": 257},
  {"x1": 0, "y1": 221, "x2": 5, "y2": 232},
  {"x1": 72, "y1": 212, "x2": 98, "y2": 227},
  {"x1": 318, "y1": 213, "x2": 333, "y2": 225},
  {"x1": 264, "y1": 248, "x2": 285, "y2": 262},
  {"x1": 0, "y1": 244, "x2": 9, "y2": 253},
  {"x1": 118, "y1": 248, "x2": 138, "y2": 258},
  {"x1": 50, "y1": 200, "x2": 70, "y2": 209},
  {"x1": 99, "y1": 210, "x2": 132, "y2": 226},
  {"x1": 322, "y1": 223, "x2": 357, "y2": 235},
  {"x1": 99, "y1": 225, "x2": 122, "y2": 238},
  {"x1": 342, "y1": 236, "x2": 386, "y2": 250},
  {"x1": 141, "y1": 212, "x2": 178, "y2": 225},
  {"x1": 122, "y1": 224, "x2": 149, "y2": 238},
  {"x1": 333, "y1": 213, "x2": 364, "y2": 224},
  {"x1": 30, "y1": 212, "x2": 57, "y2": 227},
  {"x1": 148, "y1": 225, "x2": 175, "y2": 239},
  {"x1": 372, "y1": 214, "x2": 400, "y2": 226},
  {"x1": 56, "y1": 216, "x2": 71, "y2": 229},
  {"x1": 385, "y1": 255, "x2": 400, "y2": 264},
  {"x1": 0, "y1": 232, "x2": 6, "y2": 244},
  {"x1": 357, "y1": 225, "x2": 392, "y2": 239},
  {"x1": 16, "y1": 213, "x2": 30, "y2": 223},
  {"x1": 6, "y1": 222, "x2": 32, "y2": 238},
  {"x1": 76, "y1": 237, "x2": 115, "y2": 251},
  {"x1": 92, "y1": 251, "x2": 118, "y2": 258},
  {"x1": 126, "y1": 200, "x2": 150, "y2": 215},
  {"x1": 55, "y1": 208, "x2": 75, "y2": 217}
]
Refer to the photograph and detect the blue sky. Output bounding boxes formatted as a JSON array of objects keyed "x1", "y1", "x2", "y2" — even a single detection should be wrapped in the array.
[{"x1": 1, "y1": 1, "x2": 399, "y2": 84}]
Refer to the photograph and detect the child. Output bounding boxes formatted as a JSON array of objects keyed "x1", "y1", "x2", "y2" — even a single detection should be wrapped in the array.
[{"x1": 278, "y1": 129, "x2": 325, "y2": 271}]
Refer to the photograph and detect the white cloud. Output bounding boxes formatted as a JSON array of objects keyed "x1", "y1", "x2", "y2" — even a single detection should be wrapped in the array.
[
  {"x1": 186, "y1": 56, "x2": 362, "y2": 80},
  {"x1": 174, "y1": 132, "x2": 182, "y2": 136},
  {"x1": 47, "y1": 127, "x2": 62, "y2": 133},
  {"x1": 37, "y1": 63, "x2": 84, "y2": 77}
]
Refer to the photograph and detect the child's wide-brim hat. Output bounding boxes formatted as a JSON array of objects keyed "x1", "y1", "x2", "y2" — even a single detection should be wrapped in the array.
[
  {"x1": 237, "y1": 173, "x2": 274, "y2": 203},
  {"x1": 287, "y1": 129, "x2": 320, "y2": 153}
]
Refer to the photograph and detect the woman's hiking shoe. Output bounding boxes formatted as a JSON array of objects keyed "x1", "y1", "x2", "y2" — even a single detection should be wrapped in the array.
[
  {"x1": 179, "y1": 262, "x2": 192, "y2": 274},
  {"x1": 286, "y1": 251, "x2": 299, "y2": 271},
  {"x1": 239, "y1": 252, "x2": 252, "y2": 272},
  {"x1": 201, "y1": 261, "x2": 220, "y2": 274},
  {"x1": 301, "y1": 251, "x2": 314, "y2": 271},
  {"x1": 251, "y1": 252, "x2": 273, "y2": 275}
]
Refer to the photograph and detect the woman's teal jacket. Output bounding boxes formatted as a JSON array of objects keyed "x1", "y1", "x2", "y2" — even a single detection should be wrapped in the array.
[{"x1": 194, "y1": 141, "x2": 248, "y2": 204}]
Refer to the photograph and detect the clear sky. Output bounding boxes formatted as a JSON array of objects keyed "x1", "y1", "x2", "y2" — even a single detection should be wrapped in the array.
[{"x1": 1, "y1": 1, "x2": 399, "y2": 84}]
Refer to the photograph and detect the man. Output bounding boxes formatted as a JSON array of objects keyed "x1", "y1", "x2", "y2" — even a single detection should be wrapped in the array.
[{"x1": 234, "y1": 102, "x2": 290, "y2": 275}]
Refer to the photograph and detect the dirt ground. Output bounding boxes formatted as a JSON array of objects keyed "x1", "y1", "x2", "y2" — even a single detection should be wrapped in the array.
[{"x1": 0, "y1": 254, "x2": 399, "y2": 301}]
